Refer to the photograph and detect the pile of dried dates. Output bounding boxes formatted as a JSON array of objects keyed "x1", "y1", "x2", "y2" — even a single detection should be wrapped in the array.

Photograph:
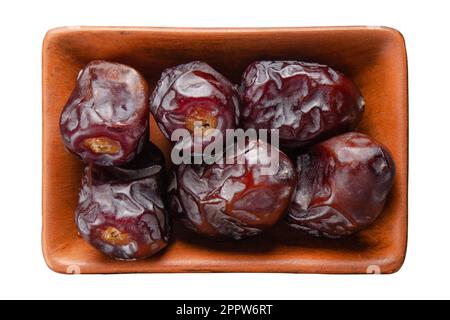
[{"x1": 60, "y1": 60, "x2": 395, "y2": 260}]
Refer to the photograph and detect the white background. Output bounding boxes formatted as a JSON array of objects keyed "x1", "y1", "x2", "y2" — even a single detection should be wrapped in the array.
[{"x1": 0, "y1": 0, "x2": 448, "y2": 300}]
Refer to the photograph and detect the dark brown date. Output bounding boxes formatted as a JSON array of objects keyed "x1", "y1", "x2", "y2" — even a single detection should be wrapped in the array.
[
  {"x1": 287, "y1": 132, "x2": 395, "y2": 238},
  {"x1": 240, "y1": 61, "x2": 365, "y2": 147},
  {"x1": 75, "y1": 142, "x2": 170, "y2": 260},
  {"x1": 168, "y1": 140, "x2": 297, "y2": 240},
  {"x1": 60, "y1": 60, "x2": 149, "y2": 166},
  {"x1": 150, "y1": 61, "x2": 239, "y2": 152}
]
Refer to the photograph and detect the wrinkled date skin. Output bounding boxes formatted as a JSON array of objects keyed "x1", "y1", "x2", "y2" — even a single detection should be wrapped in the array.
[
  {"x1": 60, "y1": 60, "x2": 149, "y2": 166},
  {"x1": 76, "y1": 143, "x2": 170, "y2": 260},
  {"x1": 168, "y1": 140, "x2": 297, "y2": 240},
  {"x1": 150, "y1": 61, "x2": 239, "y2": 152},
  {"x1": 287, "y1": 132, "x2": 395, "y2": 238},
  {"x1": 240, "y1": 61, "x2": 365, "y2": 147}
]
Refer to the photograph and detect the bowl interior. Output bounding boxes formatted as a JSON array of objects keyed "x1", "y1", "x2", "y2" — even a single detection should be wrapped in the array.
[{"x1": 42, "y1": 27, "x2": 407, "y2": 274}]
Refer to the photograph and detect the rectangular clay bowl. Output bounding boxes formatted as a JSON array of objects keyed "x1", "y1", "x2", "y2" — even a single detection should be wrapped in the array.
[{"x1": 42, "y1": 26, "x2": 408, "y2": 274}]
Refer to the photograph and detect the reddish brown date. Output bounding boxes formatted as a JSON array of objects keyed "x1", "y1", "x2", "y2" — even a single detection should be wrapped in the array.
[
  {"x1": 60, "y1": 60, "x2": 149, "y2": 166},
  {"x1": 240, "y1": 61, "x2": 365, "y2": 147},
  {"x1": 287, "y1": 132, "x2": 395, "y2": 238},
  {"x1": 75, "y1": 142, "x2": 170, "y2": 260},
  {"x1": 150, "y1": 61, "x2": 239, "y2": 152},
  {"x1": 168, "y1": 140, "x2": 297, "y2": 240}
]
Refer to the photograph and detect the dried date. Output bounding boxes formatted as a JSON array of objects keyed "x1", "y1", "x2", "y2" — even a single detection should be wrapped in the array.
[
  {"x1": 168, "y1": 140, "x2": 297, "y2": 240},
  {"x1": 240, "y1": 61, "x2": 365, "y2": 147},
  {"x1": 60, "y1": 60, "x2": 149, "y2": 166},
  {"x1": 75, "y1": 142, "x2": 170, "y2": 260},
  {"x1": 150, "y1": 61, "x2": 239, "y2": 153},
  {"x1": 287, "y1": 132, "x2": 396, "y2": 238}
]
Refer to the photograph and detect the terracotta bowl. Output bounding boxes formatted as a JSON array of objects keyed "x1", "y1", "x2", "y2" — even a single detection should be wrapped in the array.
[{"x1": 42, "y1": 26, "x2": 408, "y2": 274}]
